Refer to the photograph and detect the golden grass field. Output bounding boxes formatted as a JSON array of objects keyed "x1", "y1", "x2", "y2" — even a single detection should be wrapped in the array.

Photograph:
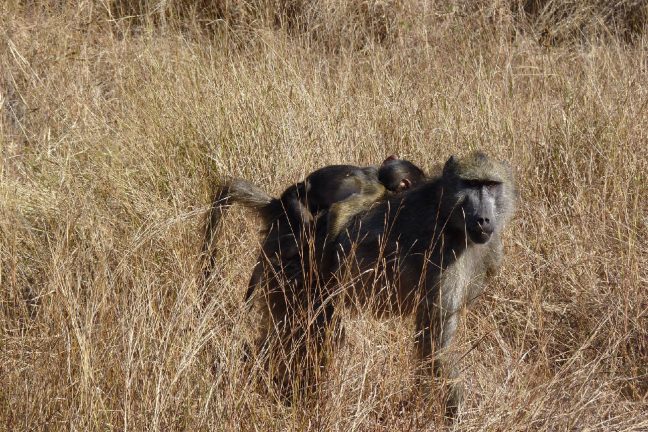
[{"x1": 1, "y1": 1, "x2": 647, "y2": 430}]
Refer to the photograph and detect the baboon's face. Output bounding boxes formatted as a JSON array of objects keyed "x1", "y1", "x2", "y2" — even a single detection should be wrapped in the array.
[
  {"x1": 456, "y1": 178, "x2": 503, "y2": 244},
  {"x1": 443, "y1": 153, "x2": 512, "y2": 245}
]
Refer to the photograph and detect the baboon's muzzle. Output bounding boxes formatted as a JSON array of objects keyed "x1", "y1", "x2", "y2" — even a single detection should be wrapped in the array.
[{"x1": 468, "y1": 217, "x2": 494, "y2": 244}]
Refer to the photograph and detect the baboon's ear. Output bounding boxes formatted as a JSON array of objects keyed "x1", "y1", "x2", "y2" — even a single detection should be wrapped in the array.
[
  {"x1": 443, "y1": 155, "x2": 457, "y2": 176},
  {"x1": 398, "y1": 178, "x2": 412, "y2": 191},
  {"x1": 383, "y1": 154, "x2": 399, "y2": 164}
]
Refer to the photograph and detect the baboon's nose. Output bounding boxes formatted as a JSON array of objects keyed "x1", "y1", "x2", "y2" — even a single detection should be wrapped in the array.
[{"x1": 477, "y1": 217, "x2": 493, "y2": 234}]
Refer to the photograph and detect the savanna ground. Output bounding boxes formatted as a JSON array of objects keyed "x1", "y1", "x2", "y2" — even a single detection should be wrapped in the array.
[{"x1": 1, "y1": 1, "x2": 647, "y2": 430}]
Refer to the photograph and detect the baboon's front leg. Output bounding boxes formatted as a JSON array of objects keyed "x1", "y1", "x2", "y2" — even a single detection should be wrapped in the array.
[{"x1": 414, "y1": 292, "x2": 463, "y2": 419}]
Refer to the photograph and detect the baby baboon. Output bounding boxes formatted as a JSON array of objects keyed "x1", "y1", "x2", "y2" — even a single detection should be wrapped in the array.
[
  {"x1": 303, "y1": 156, "x2": 425, "y2": 212},
  {"x1": 322, "y1": 157, "x2": 426, "y2": 239},
  {"x1": 317, "y1": 151, "x2": 516, "y2": 418}
]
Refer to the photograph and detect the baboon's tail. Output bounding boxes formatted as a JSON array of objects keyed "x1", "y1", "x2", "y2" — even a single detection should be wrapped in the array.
[{"x1": 202, "y1": 179, "x2": 273, "y2": 283}]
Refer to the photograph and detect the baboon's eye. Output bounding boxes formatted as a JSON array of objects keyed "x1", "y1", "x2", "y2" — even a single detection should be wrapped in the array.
[
  {"x1": 483, "y1": 181, "x2": 502, "y2": 191},
  {"x1": 462, "y1": 179, "x2": 482, "y2": 188},
  {"x1": 462, "y1": 179, "x2": 501, "y2": 190}
]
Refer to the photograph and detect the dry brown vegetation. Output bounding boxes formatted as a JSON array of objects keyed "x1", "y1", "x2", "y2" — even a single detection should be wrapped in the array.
[{"x1": 1, "y1": 1, "x2": 647, "y2": 430}]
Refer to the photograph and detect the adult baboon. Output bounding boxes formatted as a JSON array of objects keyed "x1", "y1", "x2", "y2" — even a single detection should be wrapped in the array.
[
  {"x1": 313, "y1": 151, "x2": 516, "y2": 418},
  {"x1": 204, "y1": 152, "x2": 515, "y2": 418}
]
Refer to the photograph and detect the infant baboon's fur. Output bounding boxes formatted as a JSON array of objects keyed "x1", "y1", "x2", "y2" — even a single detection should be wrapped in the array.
[{"x1": 325, "y1": 157, "x2": 425, "y2": 239}]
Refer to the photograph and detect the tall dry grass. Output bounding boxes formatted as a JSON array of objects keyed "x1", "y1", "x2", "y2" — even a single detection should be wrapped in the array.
[{"x1": 1, "y1": 1, "x2": 647, "y2": 430}]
